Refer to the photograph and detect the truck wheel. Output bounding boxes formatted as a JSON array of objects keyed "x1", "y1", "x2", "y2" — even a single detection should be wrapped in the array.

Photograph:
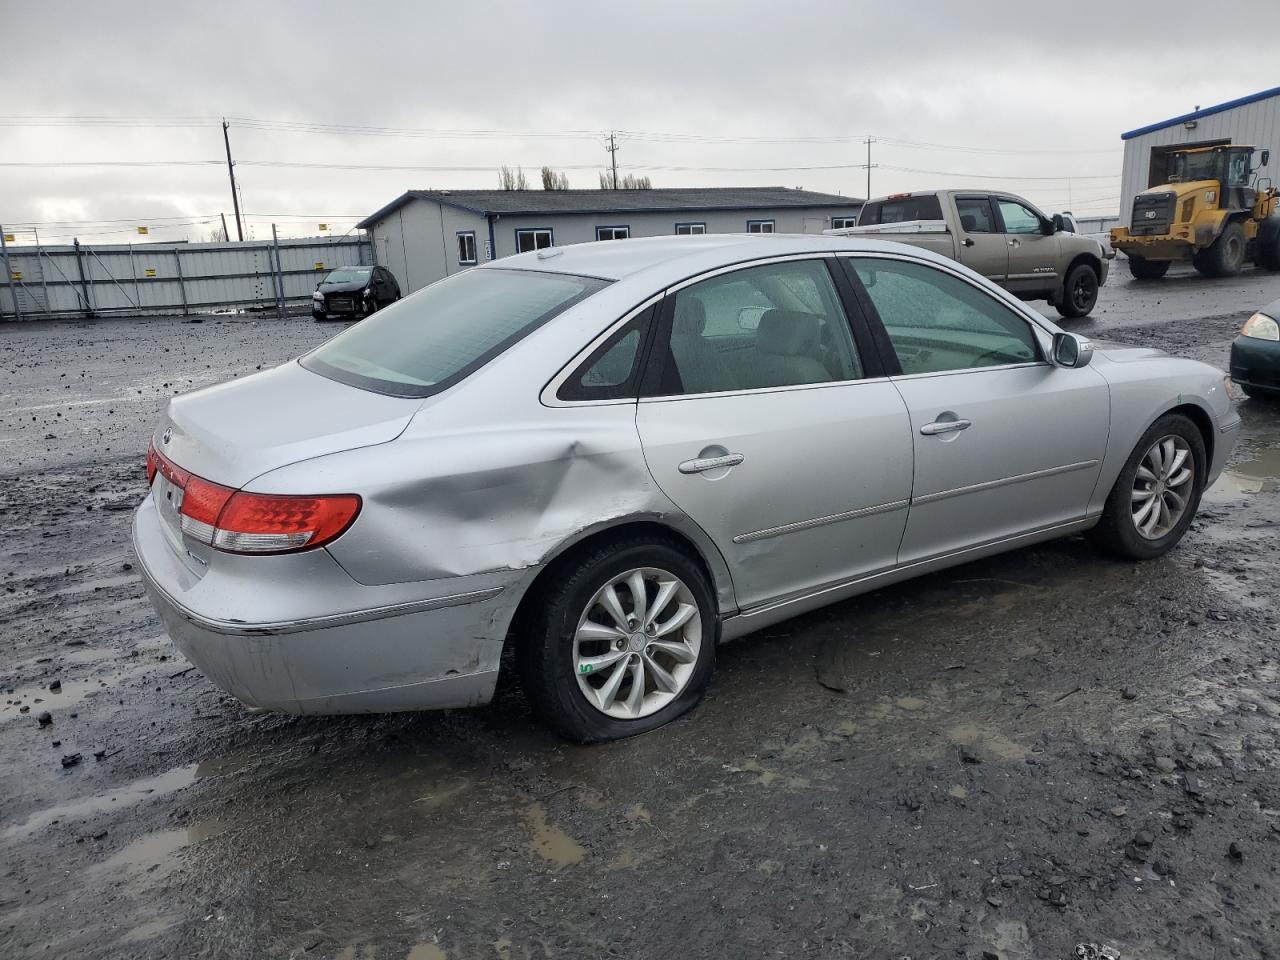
[
  {"x1": 1256, "y1": 216, "x2": 1280, "y2": 270},
  {"x1": 1056, "y1": 263, "x2": 1099, "y2": 318},
  {"x1": 1200, "y1": 221, "x2": 1246, "y2": 277},
  {"x1": 1128, "y1": 255, "x2": 1169, "y2": 280}
]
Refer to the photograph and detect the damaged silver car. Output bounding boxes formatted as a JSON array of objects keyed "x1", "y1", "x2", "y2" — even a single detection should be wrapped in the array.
[{"x1": 133, "y1": 235, "x2": 1240, "y2": 741}]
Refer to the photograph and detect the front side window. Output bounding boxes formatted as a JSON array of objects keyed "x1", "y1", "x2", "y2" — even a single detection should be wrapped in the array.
[
  {"x1": 515, "y1": 228, "x2": 553, "y2": 253},
  {"x1": 675, "y1": 222, "x2": 706, "y2": 235},
  {"x1": 848, "y1": 258, "x2": 1039, "y2": 375},
  {"x1": 746, "y1": 220, "x2": 775, "y2": 234},
  {"x1": 457, "y1": 231, "x2": 477, "y2": 265},
  {"x1": 954, "y1": 197, "x2": 997, "y2": 234},
  {"x1": 996, "y1": 199, "x2": 1044, "y2": 235},
  {"x1": 302, "y1": 268, "x2": 607, "y2": 397},
  {"x1": 831, "y1": 216, "x2": 859, "y2": 230},
  {"x1": 596, "y1": 226, "x2": 630, "y2": 241},
  {"x1": 657, "y1": 259, "x2": 862, "y2": 396}
]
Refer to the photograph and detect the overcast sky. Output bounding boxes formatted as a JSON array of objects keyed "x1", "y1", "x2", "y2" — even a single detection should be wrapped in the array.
[{"x1": 2, "y1": 0, "x2": 1275, "y2": 244}]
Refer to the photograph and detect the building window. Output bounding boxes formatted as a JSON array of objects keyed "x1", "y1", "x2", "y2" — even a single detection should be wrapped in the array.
[
  {"x1": 515, "y1": 228, "x2": 554, "y2": 253},
  {"x1": 746, "y1": 220, "x2": 775, "y2": 234},
  {"x1": 596, "y1": 226, "x2": 630, "y2": 241},
  {"x1": 675, "y1": 222, "x2": 706, "y2": 235},
  {"x1": 457, "y1": 231, "x2": 477, "y2": 265},
  {"x1": 830, "y1": 217, "x2": 859, "y2": 230}
]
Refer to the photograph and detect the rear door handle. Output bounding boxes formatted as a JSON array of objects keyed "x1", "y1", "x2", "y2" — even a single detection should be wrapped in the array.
[
  {"x1": 1008, "y1": 238, "x2": 1020, "y2": 247},
  {"x1": 679, "y1": 453, "x2": 745, "y2": 474},
  {"x1": 961, "y1": 237, "x2": 975, "y2": 247},
  {"x1": 920, "y1": 419, "x2": 972, "y2": 436}
]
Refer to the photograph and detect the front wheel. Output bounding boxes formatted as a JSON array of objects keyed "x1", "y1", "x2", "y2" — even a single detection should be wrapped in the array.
[
  {"x1": 1088, "y1": 414, "x2": 1205, "y2": 561},
  {"x1": 517, "y1": 537, "x2": 717, "y2": 742},
  {"x1": 1056, "y1": 263, "x2": 1099, "y2": 318},
  {"x1": 1128, "y1": 255, "x2": 1170, "y2": 281},
  {"x1": 1198, "y1": 221, "x2": 1246, "y2": 277}
]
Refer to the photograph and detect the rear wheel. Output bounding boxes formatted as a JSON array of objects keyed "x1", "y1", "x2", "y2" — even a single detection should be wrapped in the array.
[
  {"x1": 1128, "y1": 255, "x2": 1170, "y2": 281},
  {"x1": 1198, "y1": 221, "x2": 1246, "y2": 277},
  {"x1": 517, "y1": 537, "x2": 717, "y2": 742},
  {"x1": 1256, "y1": 217, "x2": 1280, "y2": 270},
  {"x1": 1089, "y1": 414, "x2": 1205, "y2": 561},
  {"x1": 1056, "y1": 263, "x2": 1099, "y2": 318}
]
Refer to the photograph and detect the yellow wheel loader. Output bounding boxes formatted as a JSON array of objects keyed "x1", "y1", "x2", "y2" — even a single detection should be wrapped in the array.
[{"x1": 1111, "y1": 145, "x2": 1280, "y2": 280}]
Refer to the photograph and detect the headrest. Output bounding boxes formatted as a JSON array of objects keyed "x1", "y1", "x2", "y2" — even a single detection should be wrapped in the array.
[
  {"x1": 758, "y1": 310, "x2": 820, "y2": 356},
  {"x1": 959, "y1": 214, "x2": 977, "y2": 232},
  {"x1": 673, "y1": 296, "x2": 706, "y2": 337}
]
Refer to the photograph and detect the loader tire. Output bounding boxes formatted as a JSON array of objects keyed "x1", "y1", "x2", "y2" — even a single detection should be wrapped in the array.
[
  {"x1": 1128, "y1": 255, "x2": 1169, "y2": 281},
  {"x1": 1200, "y1": 221, "x2": 1246, "y2": 277}
]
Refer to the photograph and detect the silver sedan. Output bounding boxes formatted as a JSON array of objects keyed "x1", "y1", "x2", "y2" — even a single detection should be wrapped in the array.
[{"x1": 133, "y1": 235, "x2": 1241, "y2": 741}]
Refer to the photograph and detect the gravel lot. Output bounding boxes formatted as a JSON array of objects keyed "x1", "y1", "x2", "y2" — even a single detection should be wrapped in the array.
[{"x1": 2, "y1": 266, "x2": 1280, "y2": 960}]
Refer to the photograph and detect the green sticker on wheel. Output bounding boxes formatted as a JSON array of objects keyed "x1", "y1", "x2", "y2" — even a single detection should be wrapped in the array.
[{"x1": 579, "y1": 663, "x2": 593, "y2": 674}]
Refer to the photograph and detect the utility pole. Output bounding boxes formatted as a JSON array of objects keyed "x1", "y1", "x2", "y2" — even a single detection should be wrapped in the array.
[
  {"x1": 222, "y1": 119, "x2": 244, "y2": 241},
  {"x1": 606, "y1": 132, "x2": 619, "y2": 189},
  {"x1": 863, "y1": 136, "x2": 878, "y2": 200},
  {"x1": 220, "y1": 212, "x2": 230, "y2": 243}
]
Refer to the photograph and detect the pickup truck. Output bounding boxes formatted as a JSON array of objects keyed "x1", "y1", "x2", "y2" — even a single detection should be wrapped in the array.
[{"x1": 826, "y1": 190, "x2": 1113, "y2": 318}]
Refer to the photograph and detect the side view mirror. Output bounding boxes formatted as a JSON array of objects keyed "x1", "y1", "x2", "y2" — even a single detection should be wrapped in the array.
[
  {"x1": 1051, "y1": 213, "x2": 1066, "y2": 233},
  {"x1": 1052, "y1": 331, "x2": 1093, "y2": 368},
  {"x1": 1261, "y1": 149, "x2": 1271, "y2": 167}
]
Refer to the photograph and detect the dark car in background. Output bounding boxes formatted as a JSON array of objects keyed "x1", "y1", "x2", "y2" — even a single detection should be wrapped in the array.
[
  {"x1": 312, "y1": 265, "x2": 401, "y2": 320},
  {"x1": 1230, "y1": 296, "x2": 1280, "y2": 400}
]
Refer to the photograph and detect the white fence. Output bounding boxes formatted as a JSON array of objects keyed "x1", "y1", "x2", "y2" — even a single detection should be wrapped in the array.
[{"x1": 0, "y1": 232, "x2": 372, "y2": 320}]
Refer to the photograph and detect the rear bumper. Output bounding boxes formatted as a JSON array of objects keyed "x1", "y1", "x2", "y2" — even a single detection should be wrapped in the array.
[
  {"x1": 132, "y1": 493, "x2": 523, "y2": 714},
  {"x1": 1230, "y1": 335, "x2": 1280, "y2": 393}
]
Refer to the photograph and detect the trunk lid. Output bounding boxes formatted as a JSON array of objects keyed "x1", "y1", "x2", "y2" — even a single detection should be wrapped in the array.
[{"x1": 157, "y1": 360, "x2": 422, "y2": 489}]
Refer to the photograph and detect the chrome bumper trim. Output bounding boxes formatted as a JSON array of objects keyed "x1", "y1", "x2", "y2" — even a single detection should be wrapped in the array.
[{"x1": 134, "y1": 549, "x2": 503, "y2": 637}]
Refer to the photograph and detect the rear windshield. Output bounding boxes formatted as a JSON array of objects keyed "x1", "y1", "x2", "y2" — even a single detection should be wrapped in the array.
[
  {"x1": 858, "y1": 195, "x2": 944, "y2": 225},
  {"x1": 323, "y1": 267, "x2": 372, "y2": 283},
  {"x1": 301, "y1": 268, "x2": 608, "y2": 397}
]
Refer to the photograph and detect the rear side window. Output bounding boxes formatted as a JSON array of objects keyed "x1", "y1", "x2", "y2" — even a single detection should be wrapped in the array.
[
  {"x1": 955, "y1": 197, "x2": 997, "y2": 234},
  {"x1": 858, "y1": 195, "x2": 943, "y2": 225},
  {"x1": 302, "y1": 268, "x2": 607, "y2": 397},
  {"x1": 557, "y1": 306, "x2": 654, "y2": 402},
  {"x1": 848, "y1": 258, "x2": 1039, "y2": 374}
]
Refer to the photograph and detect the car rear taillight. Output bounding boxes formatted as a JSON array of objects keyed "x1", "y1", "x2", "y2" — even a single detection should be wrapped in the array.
[{"x1": 146, "y1": 442, "x2": 360, "y2": 555}]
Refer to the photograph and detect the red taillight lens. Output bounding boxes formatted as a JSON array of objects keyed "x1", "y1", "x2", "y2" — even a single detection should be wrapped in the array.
[
  {"x1": 146, "y1": 443, "x2": 360, "y2": 555},
  {"x1": 212, "y1": 492, "x2": 361, "y2": 554}
]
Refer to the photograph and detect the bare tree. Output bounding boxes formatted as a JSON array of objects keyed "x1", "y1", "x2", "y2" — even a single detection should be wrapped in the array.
[
  {"x1": 599, "y1": 171, "x2": 652, "y2": 190},
  {"x1": 541, "y1": 166, "x2": 570, "y2": 190},
  {"x1": 499, "y1": 165, "x2": 529, "y2": 190},
  {"x1": 205, "y1": 224, "x2": 228, "y2": 242}
]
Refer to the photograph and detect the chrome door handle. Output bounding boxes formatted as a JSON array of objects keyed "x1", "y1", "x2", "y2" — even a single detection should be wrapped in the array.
[
  {"x1": 920, "y1": 419, "x2": 972, "y2": 436},
  {"x1": 1008, "y1": 239, "x2": 1019, "y2": 247},
  {"x1": 678, "y1": 453, "x2": 745, "y2": 474}
]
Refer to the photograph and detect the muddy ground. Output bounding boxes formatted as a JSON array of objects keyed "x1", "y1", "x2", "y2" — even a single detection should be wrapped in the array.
[{"x1": 2, "y1": 267, "x2": 1279, "y2": 960}]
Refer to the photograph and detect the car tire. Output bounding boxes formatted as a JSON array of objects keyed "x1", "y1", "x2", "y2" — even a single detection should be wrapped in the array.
[
  {"x1": 1088, "y1": 413, "x2": 1206, "y2": 561},
  {"x1": 1128, "y1": 256, "x2": 1169, "y2": 281},
  {"x1": 1200, "y1": 221, "x2": 1247, "y2": 277},
  {"x1": 1055, "y1": 263, "x2": 1099, "y2": 318},
  {"x1": 517, "y1": 536, "x2": 717, "y2": 742}
]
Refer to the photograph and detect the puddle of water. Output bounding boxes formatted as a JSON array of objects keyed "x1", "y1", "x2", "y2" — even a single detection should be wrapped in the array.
[
  {"x1": 194, "y1": 750, "x2": 254, "y2": 779},
  {"x1": 406, "y1": 945, "x2": 447, "y2": 960},
  {"x1": 895, "y1": 696, "x2": 927, "y2": 711},
  {"x1": 947, "y1": 722, "x2": 1028, "y2": 762},
  {"x1": 121, "y1": 916, "x2": 181, "y2": 944},
  {"x1": 2, "y1": 764, "x2": 198, "y2": 841},
  {"x1": 2, "y1": 658, "x2": 157, "y2": 716},
  {"x1": 949, "y1": 785, "x2": 969, "y2": 800},
  {"x1": 1204, "y1": 446, "x2": 1280, "y2": 503},
  {"x1": 87, "y1": 819, "x2": 227, "y2": 881},
  {"x1": 521, "y1": 803, "x2": 585, "y2": 866}
]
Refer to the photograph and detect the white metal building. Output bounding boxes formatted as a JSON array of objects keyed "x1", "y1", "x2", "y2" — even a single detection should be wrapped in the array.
[
  {"x1": 1118, "y1": 85, "x2": 1280, "y2": 225},
  {"x1": 357, "y1": 187, "x2": 862, "y2": 294}
]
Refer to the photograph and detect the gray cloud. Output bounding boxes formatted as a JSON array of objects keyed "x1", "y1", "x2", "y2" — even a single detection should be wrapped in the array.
[{"x1": 3, "y1": 0, "x2": 1273, "y2": 243}]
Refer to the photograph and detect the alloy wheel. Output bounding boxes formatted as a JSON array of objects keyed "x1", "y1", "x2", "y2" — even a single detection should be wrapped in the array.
[
  {"x1": 573, "y1": 567, "x2": 702, "y2": 719},
  {"x1": 1131, "y1": 434, "x2": 1195, "y2": 540}
]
